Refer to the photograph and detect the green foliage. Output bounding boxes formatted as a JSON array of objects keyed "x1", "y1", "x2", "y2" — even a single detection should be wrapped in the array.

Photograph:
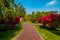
[
  {"x1": 0, "y1": 0, "x2": 25, "y2": 31},
  {"x1": 0, "y1": 26, "x2": 22, "y2": 40},
  {"x1": 16, "y1": 5, "x2": 26, "y2": 17},
  {"x1": 31, "y1": 11, "x2": 35, "y2": 18},
  {"x1": 36, "y1": 26, "x2": 60, "y2": 40}
]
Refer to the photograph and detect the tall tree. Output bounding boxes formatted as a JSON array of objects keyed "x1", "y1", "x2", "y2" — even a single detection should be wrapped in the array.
[
  {"x1": 15, "y1": 4, "x2": 26, "y2": 18},
  {"x1": 31, "y1": 11, "x2": 35, "y2": 18}
]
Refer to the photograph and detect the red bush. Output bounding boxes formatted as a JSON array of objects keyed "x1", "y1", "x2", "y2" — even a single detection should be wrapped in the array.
[
  {"x1": 2, "y1": 16, "x2": 20, "y2": 25},
  {"x1": 14, "y1": 16, "x2": 20, "y2": 24},
  {"x1": 0, "y1": 16, "x2": 20, "y2": 31},
  {"x1": 38, "y1": 17, "x2": 44, "y2": 23},
  {"x1": 31, "y1": 18, "x2": 36, "y2": 22},
  {"x1": 38, "y1": 13, "x2": 59, "y2": 27},
  {"x1": 38, "y1": 14, "x2": 52, "y2": 23}
]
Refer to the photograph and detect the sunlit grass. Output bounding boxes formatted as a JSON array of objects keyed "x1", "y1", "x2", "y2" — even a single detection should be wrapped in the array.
[{"x1": 35, "y1": 26, "x2": 60, "y2": 40}]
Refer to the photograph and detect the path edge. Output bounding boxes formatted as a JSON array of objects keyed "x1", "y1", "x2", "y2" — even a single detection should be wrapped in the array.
[
  {"x1": 34, "y1": 27, "x2": 44, "y2": 40},
  {"x1": 11, "y1": 28, "x2": 24, "y2": 40}
]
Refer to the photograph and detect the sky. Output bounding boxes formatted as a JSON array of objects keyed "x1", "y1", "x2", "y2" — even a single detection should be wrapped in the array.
[{"x1": 14, "y1": 0, "x2": 60, "y2": 13}]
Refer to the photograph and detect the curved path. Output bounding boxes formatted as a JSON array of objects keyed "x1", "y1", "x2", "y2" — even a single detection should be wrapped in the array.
[{"x1": 16, "y1": 22, "x2": 42, "y2": 40}]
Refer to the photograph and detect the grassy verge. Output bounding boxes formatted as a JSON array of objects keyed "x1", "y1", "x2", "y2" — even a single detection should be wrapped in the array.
[
  {"x1": 27, "y1": 21, "x2": 40, "y2": 24},
  {"x1": 0, "y1": 26, "x2": 22, "y2": 40},
  {"x1": 20, "y1": 21, "x2": 24, "y2": 24},
  {"x1": 35, "y1": 26, "x2": 60, "y2": 40}
]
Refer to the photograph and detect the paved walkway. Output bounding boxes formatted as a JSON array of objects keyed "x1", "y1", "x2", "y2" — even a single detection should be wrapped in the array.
[{"x1": 16, "y1": 22, "x2": 42, "y2": 40}]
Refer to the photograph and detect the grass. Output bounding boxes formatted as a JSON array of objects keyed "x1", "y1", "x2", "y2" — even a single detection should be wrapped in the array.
[
  {"x1": 20, "y1": 21, "x2": 24, "y2": 24},
  {"x1": 35, "y1": 26, "x2": 60, "y2": 40},
  {"x1": 27, "y1": 21, "x2": 40, "y2": 24},
  {"x1": 0, "y1": 25, "x2": 22, "y2": 40}
]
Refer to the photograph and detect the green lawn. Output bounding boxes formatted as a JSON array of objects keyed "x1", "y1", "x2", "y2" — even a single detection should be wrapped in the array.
[
  {"x1": 35, "y1": 26, "x2": 60, "y2": 40},
  {"x1": 20, "y1": 21, "x2": 24, "y2": 24},
  {"x1": 0, "y1": 26, "x2": 22, "y2": 40},
  {"x1": 27, "y1": 21, "x2": 40, "y2": 24}
]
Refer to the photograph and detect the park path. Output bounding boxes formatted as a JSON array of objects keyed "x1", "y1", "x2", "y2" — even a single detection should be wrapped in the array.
[{"x1": 16, "y1": 22, "x2": 42, "y2": 40}]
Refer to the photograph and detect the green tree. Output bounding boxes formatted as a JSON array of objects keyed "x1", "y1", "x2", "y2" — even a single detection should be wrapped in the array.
[
  {"x1": 16, "y1": 5, "x2": 26, "y2": 17},
  {"x1": 31, "y1": 11, "x2": 35, "y2": 18},
  {"x1": 0, "y1": 0, "x2": 26, "y2": 31}
]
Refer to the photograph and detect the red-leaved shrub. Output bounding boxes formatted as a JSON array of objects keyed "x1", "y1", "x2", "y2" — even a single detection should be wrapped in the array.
[
  {"x1": 38, "y1": 13, "x2": 59, "y2": 30},
  {"x1": 38, "y1": 17, "x2": 44, "y2": 23},
  {"x1": 31, "y1": 18, "x2": 36, "y2": 22},
  {"x1": 14, "y1": 16, "x2": 20, "y2": 24},
  {"x1": 0, "y1": 16, "x2": 20, "y2": 31}
]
